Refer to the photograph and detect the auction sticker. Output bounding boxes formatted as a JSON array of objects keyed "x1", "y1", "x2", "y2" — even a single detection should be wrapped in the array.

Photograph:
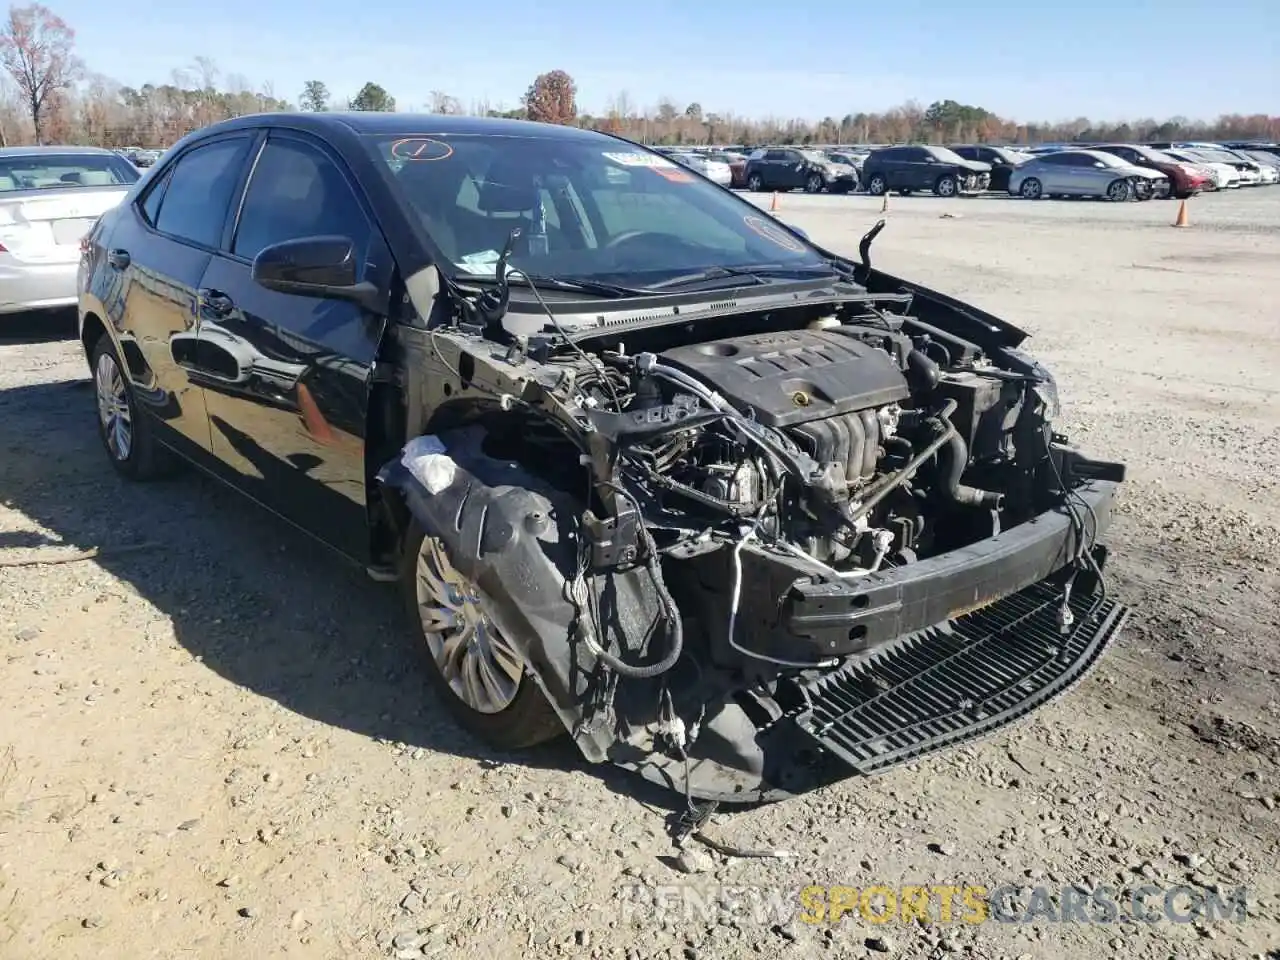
[
  {"x1": 743, "y1": 215, "x2": 806, "y2": 252},
  {"x1": 651, "y1": 167, "x2": 695, "y2": 183},
  {"x1": 602, "y1": 151, "x2": 677, "y2": 168},
  {"x1": 391, "y1": 137, "x2": 454, "y2": 161}
]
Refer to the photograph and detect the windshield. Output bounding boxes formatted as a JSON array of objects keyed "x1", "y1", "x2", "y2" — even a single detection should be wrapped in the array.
[
  {"x1": 927, "y1": 146, "x2": 968, "y2": 164},
  {"x1": 1089, "y1": 152, "x2": 1126, "y2": 167},
  {"x1": 800, "y1": 150, "x2": 830, "y2": 164},
  {"x1": 366, "y1": 133, "x2": 829, "y2": 287},
  {"x1": 1191, "y1": 149, "x2": 1240, "y2": 164},
  {"x1": 0, "y1": 153, "x2": 139, "y2": 192}
]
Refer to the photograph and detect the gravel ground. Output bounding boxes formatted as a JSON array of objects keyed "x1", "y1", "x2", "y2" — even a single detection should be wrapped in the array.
[{"x1": 2, "y1": 188, "x2": 1278, "y2": 960}]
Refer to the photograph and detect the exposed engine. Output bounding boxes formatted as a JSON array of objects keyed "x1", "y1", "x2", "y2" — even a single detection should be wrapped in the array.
[{"x1": 570, "y1": 311, "x2": 1051, "y2": 589}]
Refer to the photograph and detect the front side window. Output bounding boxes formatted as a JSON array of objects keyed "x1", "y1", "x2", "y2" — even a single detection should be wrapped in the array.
[
  {"x1": 366, "y1": 134, "x2": 827, "y2": 287},
  {"x1": 233, "y1": 138, "x2": 369, "y2": 261},
  {"x1": 0, "y1": 152, "x2": 139, "y2": 192},
  {"x1": 154, "y1": 137, "x2": 252, "y2": 248}
]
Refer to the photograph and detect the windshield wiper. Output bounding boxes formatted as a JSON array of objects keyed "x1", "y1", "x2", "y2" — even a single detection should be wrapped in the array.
[
  {"x1": 645, "y1": 264, "x2": 842, "y2": 291},
  {"x1": 462, "y1": 272, "x2": 646, "y2": 298}
]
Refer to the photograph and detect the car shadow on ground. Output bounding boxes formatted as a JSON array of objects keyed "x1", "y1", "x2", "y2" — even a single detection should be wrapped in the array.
[
  {"x1": 0, "y1": 378, "x2": 683, "y2": 814},
  {"x1": 0, "y1": 308, "x2": 78, "y2": 345}
]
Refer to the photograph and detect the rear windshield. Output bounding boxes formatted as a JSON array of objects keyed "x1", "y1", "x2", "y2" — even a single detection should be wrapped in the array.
[
  {"x1": 0, "y1": 153, "x2": 139, "y2": 192},
  {"x1": 365, "y1": 133, "x2": 827, "y2": 287}
]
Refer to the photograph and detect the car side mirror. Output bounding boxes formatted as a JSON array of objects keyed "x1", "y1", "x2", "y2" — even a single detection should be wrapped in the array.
[
  {"x1": 252, "y1": 235, "x2": 383, "y2": 311},
  {"x1": 789, "y1": 225, "x2": 809, "y2": 240}
]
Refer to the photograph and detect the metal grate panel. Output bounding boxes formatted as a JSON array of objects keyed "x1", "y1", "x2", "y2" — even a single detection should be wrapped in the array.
[{"x1": 795, "y1": 580, "x2": 1128, "y2": 775}]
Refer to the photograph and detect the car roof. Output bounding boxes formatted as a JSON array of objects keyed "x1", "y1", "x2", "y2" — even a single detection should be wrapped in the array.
[
  {"x1": 201, "y1": 111, "x2": 615, "y2": 145},
  {"x1": 0, "y1": 145, "x2": 120, "y2": 157}
]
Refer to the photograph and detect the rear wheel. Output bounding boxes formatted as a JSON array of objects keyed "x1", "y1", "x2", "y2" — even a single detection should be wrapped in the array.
[
  {"x1": 90, "y1": 336, "x2": 170, "y2": 480},
  {"x1": 401, "y1": 523, "x2": 563, "y2": 750}
]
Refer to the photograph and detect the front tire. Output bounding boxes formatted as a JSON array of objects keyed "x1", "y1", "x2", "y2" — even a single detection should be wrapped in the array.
[
  {"x1": 1019, "y1": 177, "x2": 1043, "y2": 199},
  {"x1": 1106, "y1": 179, "x2": 1132, "y2": 202},
  {"x1": 934, "y1": 174, "x2": 958, "y2": 197},
  {"x1": 91, "y1": 336, "x2": 169, "y2": 480},
  {"x1": 804, "y1": 172, "x2": 824, "y2": 193},
  {"x1": 400, "y1": 523, "x2": 563, "y2": 750}
]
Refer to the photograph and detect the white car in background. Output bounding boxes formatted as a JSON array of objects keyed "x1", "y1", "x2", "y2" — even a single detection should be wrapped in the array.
[
  {"x1": 670, "y1": 151, "x2": 733, "y2": 187},
  {"x1": 1, "y1": 146, "x2": 140, "y2": 318}
]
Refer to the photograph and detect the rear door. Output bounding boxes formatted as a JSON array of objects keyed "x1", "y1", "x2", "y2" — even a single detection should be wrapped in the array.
[
  {"x1": 108, "y1": 134, "x2": 256, "y2": 456},
  {"x1": 194, "y1": 130, "x2": 391, "y2": 560}
]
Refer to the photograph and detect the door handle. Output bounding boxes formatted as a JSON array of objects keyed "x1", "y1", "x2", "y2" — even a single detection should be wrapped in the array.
[
  {"x1": 198, "y1": 288, "x2": 235, "y2": 317},
  {"x1": 106, "y1": 249, "x2": 130, "y2": 269}
]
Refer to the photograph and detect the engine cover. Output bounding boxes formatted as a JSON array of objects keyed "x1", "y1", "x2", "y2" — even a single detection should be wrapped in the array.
[{"x1": 659, "y1": 329, "x2": 910, "y2": 428}]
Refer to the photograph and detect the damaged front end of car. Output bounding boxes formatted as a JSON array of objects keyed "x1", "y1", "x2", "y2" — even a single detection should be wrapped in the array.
[{"x1": 375, "y1": 223, "x2": 1130, "y2": 804}]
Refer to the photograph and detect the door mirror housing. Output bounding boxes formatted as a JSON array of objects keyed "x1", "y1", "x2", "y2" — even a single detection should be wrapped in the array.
[{"x1": 252, "y1": 235, "x2": 384, "y2": 312}]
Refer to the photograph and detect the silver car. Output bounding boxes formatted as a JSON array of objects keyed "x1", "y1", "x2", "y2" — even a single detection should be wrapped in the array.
[
  {"x1": 0, "y1": 146, "x2": 139, "y2": 318},
  {"x1": 1008, "y1": 149, "x2": 1167, "y2": 201}
]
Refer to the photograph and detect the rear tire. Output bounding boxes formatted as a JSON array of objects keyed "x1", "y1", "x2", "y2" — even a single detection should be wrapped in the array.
[
  {"x1": 400, "y1": 521, "x2": 563, "y2": 751},
  {"x1": 90, "y1": 335, "x2": 171, "y2": 481}
]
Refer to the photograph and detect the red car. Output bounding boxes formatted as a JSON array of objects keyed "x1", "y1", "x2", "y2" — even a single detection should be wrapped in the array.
[{"x1": 1092, "y1": 144, "x2": 1210, "y2": 199}]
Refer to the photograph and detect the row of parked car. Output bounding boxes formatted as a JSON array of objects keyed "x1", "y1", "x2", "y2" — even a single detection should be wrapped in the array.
[{"x1": 656, "y1": 141, "x2": 1280, "y2": 202}]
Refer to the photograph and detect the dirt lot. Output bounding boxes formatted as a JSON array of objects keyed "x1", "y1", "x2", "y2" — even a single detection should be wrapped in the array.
[{"x1": 2, "y1": 188, "x2": 1279, "y2": 960}]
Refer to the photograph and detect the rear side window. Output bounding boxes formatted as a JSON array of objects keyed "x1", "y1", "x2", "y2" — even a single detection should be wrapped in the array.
[
  {"x1": 233, "y1": 137, "x2": 369, "y2": 261},
  {"x1": 139, "y1": 169, "x2": 171, "y2": 225},
  {"x1": 154, "y1": 137, "x2": 252, "y2": 248}
]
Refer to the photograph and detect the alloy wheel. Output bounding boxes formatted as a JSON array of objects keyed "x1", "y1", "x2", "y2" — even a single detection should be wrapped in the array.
[
  {"x1": 95, "y1": 351, "x2": 133, "y2": 462},
  {"x1": 415, "y1": 535, "x2": 523, "y2": 714}
]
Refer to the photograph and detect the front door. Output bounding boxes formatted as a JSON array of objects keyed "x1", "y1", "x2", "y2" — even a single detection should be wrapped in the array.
[
  {"x1": 194, "y1": 132, "x2": 390, "y2": 561},
  {"x1": 111, "y1": 134, "x2": 256, "y2": 457}
]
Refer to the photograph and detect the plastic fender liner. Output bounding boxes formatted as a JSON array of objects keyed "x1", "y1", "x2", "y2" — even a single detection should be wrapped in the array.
[{"x1": 377, "y1": 425, "x2": 660, "y2": 763}]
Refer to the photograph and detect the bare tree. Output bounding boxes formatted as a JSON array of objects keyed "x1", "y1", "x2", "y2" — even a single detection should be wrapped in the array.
[
  {"x1": 523, "y1": 70, "x2": 576, "y2": 125},
  {"x1": 428, "y1": 90, "x2": 462, "y2": 115},
  {"x1": 0, "y1": 3, "x2": 80, "y2": 144}
]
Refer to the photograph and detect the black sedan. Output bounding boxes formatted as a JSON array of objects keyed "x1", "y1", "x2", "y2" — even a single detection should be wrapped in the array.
[
  {"x1": 77, "y1": 112, "x2": 1127, "y2": 803},
  {"x1": 861, "y1": 145, "x2": 992, "y2": 197},
  {"x1": 950, "y1": 144, "x2": 1031, "y2": 193}
]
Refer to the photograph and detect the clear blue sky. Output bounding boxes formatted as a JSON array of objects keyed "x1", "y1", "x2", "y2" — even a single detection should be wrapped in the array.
[{"x1": 48, "y1": 0, "x2": 1278, "y2": 121}]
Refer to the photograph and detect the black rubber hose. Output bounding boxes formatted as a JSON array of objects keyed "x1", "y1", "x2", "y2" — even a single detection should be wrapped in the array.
[
  {"x1": 906, "y1": 348, "x2": 941, "y2": 394},
  {"x1": 941, "y1": 431, "x2": 1004, "y2": 508}
]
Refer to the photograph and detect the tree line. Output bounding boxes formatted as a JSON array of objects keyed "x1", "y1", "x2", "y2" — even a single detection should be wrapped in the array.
[{"x1": 2, "y1": 3, "x2": 1276, "y2": 149}]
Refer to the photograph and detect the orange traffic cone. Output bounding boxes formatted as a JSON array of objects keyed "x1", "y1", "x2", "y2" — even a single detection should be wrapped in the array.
[
  {"x1": 770, "y1": 191, "x2": 779, "y2": 212},
  {"x1": 1172, "y1": 198, "x2": 1189, "y2": 227},
  {"x1": 880, "y1": 193, "x2": 889, "y2": 213}
]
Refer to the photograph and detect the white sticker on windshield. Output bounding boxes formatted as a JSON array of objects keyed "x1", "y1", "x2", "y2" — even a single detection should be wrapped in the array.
[
  {"x1": 603, "y1": 151, "x2": 677, "y2": 169},
  {"x1": 456, "y1": 249, "x2": 500, "y2": 276}
]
